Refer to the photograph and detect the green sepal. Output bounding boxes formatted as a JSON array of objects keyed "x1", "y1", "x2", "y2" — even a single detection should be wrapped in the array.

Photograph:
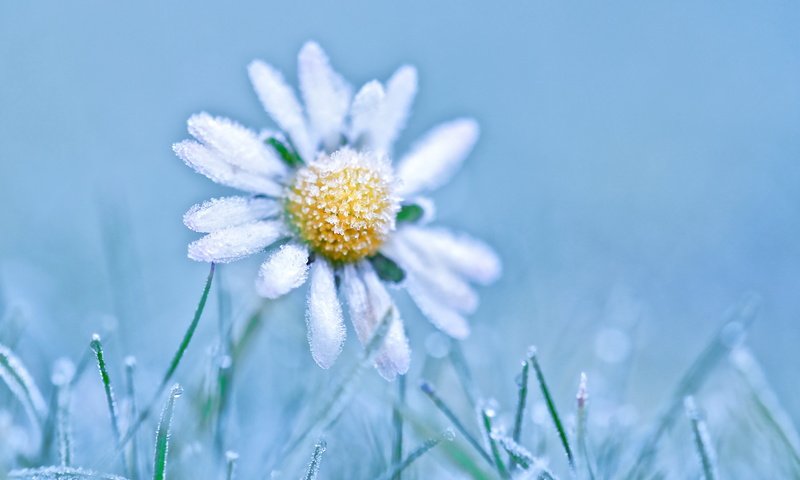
[
  {"x1": 396, "y1": 204, "x2": 425, "y2": 224},
  {"x1": 368, "y1": 253, "x2": 406, "y2": 283},
  {"x1": 266, "y1": 137, "x2": 304, "y2": 168}
]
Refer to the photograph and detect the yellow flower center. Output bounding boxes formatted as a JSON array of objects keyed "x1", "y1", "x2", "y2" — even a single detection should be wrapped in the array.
[{"x1": 286, "y1": 149, "x2": 398, "y2": 263}]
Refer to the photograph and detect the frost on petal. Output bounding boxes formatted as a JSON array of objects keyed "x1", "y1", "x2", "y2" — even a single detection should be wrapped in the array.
[
  {"x1": 187, "y1": 113, "x2": 287, "y2": 177},
  {"x1": 183, "y1": 196, "x2": 280, "y2": 233},
  {"x1": 396, "y1": 118, "x2": 479, "y2": 196},
  {"x1": 342, "y1": 263, "x2": 409, "y2": 380},
  {"x1": 384, "y1": 237, "x2": 479, "y2": 314},
  {"x1": 371, "y1": 65, "x2": 417, "y2": 153},
  {"x1": 349, "y1": 81, "x2": 385, "y2": 146},
  {"x1": 306, "y1": 259, "x2": 346, "y2": 369},
  {"x1": 298, "y1": 41, "x2": 352, "y2": 150},
  {"x1": 361, "y1": 263, "x2": 410, "y2": 379},
  {"x1": 405, "y1": 277, "x2": 470, "y2": 339},
  {"x1": 173, "y1": 140, "x2": 283, "y2": 196},
  {"x1": 248, "y1": 59, "x2": 315, "y2": 161},
  {"x1": 256, "y1": 242, "x2": 310, "y2": 299},
  {"x1": 187, "y1": 221, "x2": 284, "y2": 263},
  {"x1": 401, "y1": 226, "x2": 501, "y2": 285}
]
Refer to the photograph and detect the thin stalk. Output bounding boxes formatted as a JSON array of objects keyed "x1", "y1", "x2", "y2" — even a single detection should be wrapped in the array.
[
  {"x1": 576, "y1": 373, "x2": 596, "y2": 480},
  {"x1": 90, "y1": 334, "x2": 128, "y2": 475},
  {"x1": 124, "y1": 357, "x2": 140, "y2": 480},
  {"x1": 530, "y1": 348, "x2": 574, "y2": 470},
  {"x1": 302, "y1": 440, "x2": 327, "y2": 480},
  {"x1": 376, "y1": 436, "x2": 444, "y2": 480},
  {"x1": 0, "y1": 343, "x2": 47, "y2": 430},
  {"x1": 481, "y1": 408, "x2": 510, "y2": 479},
  {"x1": 153, "y1": 384, "x2": 183, "y2": 480},
  {"x1": 391, "y1": 374, "x2": 406, "y2": 480},
  {"x1": 52, "y1": 359, "x2": 75, "y2": 467},
  {"x1": 225, "y1": 451, "x2": 239, "y2": 480},
  {"x1": 419, "y1": 381, "x2": 493, "y2": 467},
  {"x1": 684, "y1": 397, "x2": 718, "y2": 480},
  {"x1": 509, "y1": 358, "x2": 530, "y2": 471}
]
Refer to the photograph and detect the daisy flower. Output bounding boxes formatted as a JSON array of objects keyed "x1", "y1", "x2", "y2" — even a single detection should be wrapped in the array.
[{"x1": 174, "y1": 42, "x2": 500, "y2": 380}]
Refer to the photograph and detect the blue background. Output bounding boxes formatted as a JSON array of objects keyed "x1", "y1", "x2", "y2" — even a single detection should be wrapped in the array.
[{"x1": 1, "y1": 0, "x2": 799, "y2": 461}]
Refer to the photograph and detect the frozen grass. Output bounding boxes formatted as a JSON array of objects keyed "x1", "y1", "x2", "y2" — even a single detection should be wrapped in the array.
[{"x1": 1, "y1": 270, "x2": 798, "y2": 479}]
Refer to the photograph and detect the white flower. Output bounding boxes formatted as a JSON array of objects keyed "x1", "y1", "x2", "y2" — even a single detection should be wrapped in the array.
[{"x1": 175, "y1": 41, "x2": 501, "y2": 380}]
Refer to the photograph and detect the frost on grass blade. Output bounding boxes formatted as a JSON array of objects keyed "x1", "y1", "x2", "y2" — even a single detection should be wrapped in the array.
[
  {"x1": 481, "y1": 406, "x2": 510, "y2": 479},
  {"x1": 51, "y1": 358, "x2": 76, "y2": 467},
  {"x1": 8, "y1": 466, "x2": 129, "y2": 479},
  {"x1": 302, "y1": 440, "x2": 327, "y2": 480},
  {"x1": 684, "y1": 397, "x2": 718, "y2": 480},
  {"x1": 89, "y1": 335, "x2": 128, "y2": 475},
  {"x1": 529, "y1": 347, "x2": 574, "y2": 471},
  {"x1": 225, "y1": 451, "x2": 239, "y2": 480},
  {"x1": 0, "y1": 343, "x2": 47, "y2": 431},
  {"x1": 375, "y1": 435, "x2": 444, "y2": 480},
  {"x1": 153, "y1": 384, "x2": 183, "y2": 480}
]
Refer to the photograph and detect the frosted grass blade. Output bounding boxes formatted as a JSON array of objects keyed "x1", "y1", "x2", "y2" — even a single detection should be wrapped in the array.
[
  {"x1": 302, "y1": 440, "x2": 326, "y2": 480},
  {"x1": 530, "y1": 347, "x2": 574, "y2": 470},
  {"x1": 225, "y1": 451, "x2": 239, "y2": 480},
  {"x1": 8, "y1": 466, "x2": 130, "y2": 479},
  {"x1": 480, "y1": 407, "x2": 510, "y2": 479},
  {"x1": 391, "y1": 375, "x2": 406, "y2": 480},
  {"x1": 52, "y1": 359, "x2": 76, "y2": 467},
  {"x1": 153, "y1": 384, "x2": 183, "y2": 480},
  {"x1": 0, "y1": 343, "x2": 47, "y2": 431},
  {"x1": 90, "y1": 334, "x2": 128, "y2": 475},
  {"x1": 509, "y1": 357, "x2": 530, "y2": 471},
  {"x1": 419, "y1": 381, "x2": 493, "y2": 466},
  {"x1": 119, "y1": 264, "x2": 214, "y2": 450},
  {"x1": 684, "y1": 397, "x2": 717, "y2": 480},
  {"x1": 495, "y1": 435, "x2": 558, "y2": 479},
  {"x1": 575, "y1": 373, "x2": 596, "y2": 480},
  {"x1": 376, "y1": 434, "x2": 447, "y2": 480},
  {"x1": 124, "y1": 357, "x2": 140, "y2": 480}
]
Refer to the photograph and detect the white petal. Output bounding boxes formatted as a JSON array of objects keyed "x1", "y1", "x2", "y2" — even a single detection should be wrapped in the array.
[
  {"x1": 383, "y1": 237, "x2": 478, "y2": 314},
  {"x1": 306, "y1": 259, "x2": 346, "y2": 369},
  {"x1": 396, "y1": 118, "x2": 479, "y2": 196},
  {"x1": 298, "y1": 42, "x2": 352, "y2": 150},
  {"x1": 187, "y1": 113, "x2": 287, "y2": 177},
  {"x1": 248, "y1": 60, "x2": 315, "y2": 161},
  {"x1": 256, "y1": 242, "x2": 310, "y2": 299},
  {"x1": 406, "y1": 277, "x2": 470, "y2": 339},
  {"x1": 401, "y1": 226, "x2": 501, "y2": 285},
  {"x1": 349, "y1": 81, "x2": 385, "y2": 145},
  {"x1": 371, "y1": 65, "x2": 417, "y2": 152},
  {"x1": 342, "y1": 264, "x2": 409, "y2": 380},
  {"x1": 187, "y1": 221, "x2": 284, "y2": 263},
  {"x1": 183, "y1": 196, "x2": 280, "y2": 233},
  {"x1": 173, "y1": 140, "x2": 283, "y2": 196},
  {"x1": 361, "y1": 263, "x2": 410, "y2": 379}
]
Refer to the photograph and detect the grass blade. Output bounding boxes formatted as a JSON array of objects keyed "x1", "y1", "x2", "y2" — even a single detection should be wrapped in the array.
[
  {"x1": 8, "y1": 466, "x2": 130, "y2": 479},
  {"x1": 376, "y1": 434, "x2": 446, "y2": 480},
  {"x1": 624, "y1": 294, "x2": 760, "y2": 478},
  {"x1": 51, "y1": 359, "x2": 76, "y2": 467},
  {"x1": 530, "y1": 347, "x2": 574, "y2": 470},
  {"x1": 118, "y1": 264, "x2": 214, "y2": 451},
  {"x1": 481, "y1": 407, "x2": 510, "y2": 479},
  {"x1": 0, "y1": 343, "x2": 47, "y2": 431},
  {"x1": 225, "y1": 451, "x2": 239, "y2": 480},
  {"x1": 495, "y1": 435, "x2": 558, "y2": 479},
  {"x1": 392, "y1": 374, "x2": 406, "y2": 480},
  {"x1": 509, "y1": 357, "x2": 530, "y2": 471},
  {"x1": 684, "y1": 397, "x2": 718, "y2": 480},
  {"x1": 302, "y1": 440, "x2": 327, "y2": 480},
  {"x1": 90, "y1": 334, "x2": 128, "y2": 475},
  {"x1": 419, "y1": 381, "x2": 493, "y2": 467},
  {"x1": 124, "y1": 357, "x2": 140, "y2": 480},
  {"x1": 575, "y1": 373, "x2": 596, "y2": 480},
  {"x1": 153, "y1": 384, "x2": 183, "y2": 480},
  {"x1": 730, "y1": 347, "x2": 800, "y2": 470}
]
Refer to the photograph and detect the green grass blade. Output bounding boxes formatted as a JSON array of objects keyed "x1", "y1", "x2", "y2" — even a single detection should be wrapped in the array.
[
  {"x1": 375, "y1": 435, "x2": 445, "y2": 480},
  {"x1": 391, "y1": 374, "x2": 406, "y2": 480},
  {"x1": 8, "y1": 466, "x2": 130, "y2": 479},
  {"x1": 509, "y1": 357, "x2": 530, "y2": 471},
  {"x1": 225, "y1": 451, "x2": 239, "y2": 480},
  {"x1": 0, "y1": 343, "x2": 47, "y2": 430},
  {"x1": 419, "y1": 381, "x2": 493, "y2": 467},
  {"x1": 302, "y1": 440, "x2": 327, "y2": 480},
  {"x1": 684, "y1": 397, "x2": 718, "y2": 480},
  {"x1": 119, "y1": 264, "x2": 214, "y2": 451},
  {"x1": 495, "y1": 434, "x2": 558, "y2": 479},
  {"x1": 481, "y1": 407, "x2": 510, "y2": 479},
  {"x1": 90, "y1": 334, "x2": 128, "y2": 475},
  {"x1": 530, "y1": 347, "x2": 574, "y2": 470},
  {"x1": 152, "y1": 384, "x2": 183, "y2": 480}
]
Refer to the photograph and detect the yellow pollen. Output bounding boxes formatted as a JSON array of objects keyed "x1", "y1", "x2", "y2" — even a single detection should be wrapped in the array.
[{"x1": 286, "y1": 151, "x2": 397, "y2": 263}]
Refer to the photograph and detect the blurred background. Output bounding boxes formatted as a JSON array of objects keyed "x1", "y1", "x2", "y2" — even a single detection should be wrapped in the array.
[{"x1": 1, "y1": 1, "x2": 799, "y2": 478}]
